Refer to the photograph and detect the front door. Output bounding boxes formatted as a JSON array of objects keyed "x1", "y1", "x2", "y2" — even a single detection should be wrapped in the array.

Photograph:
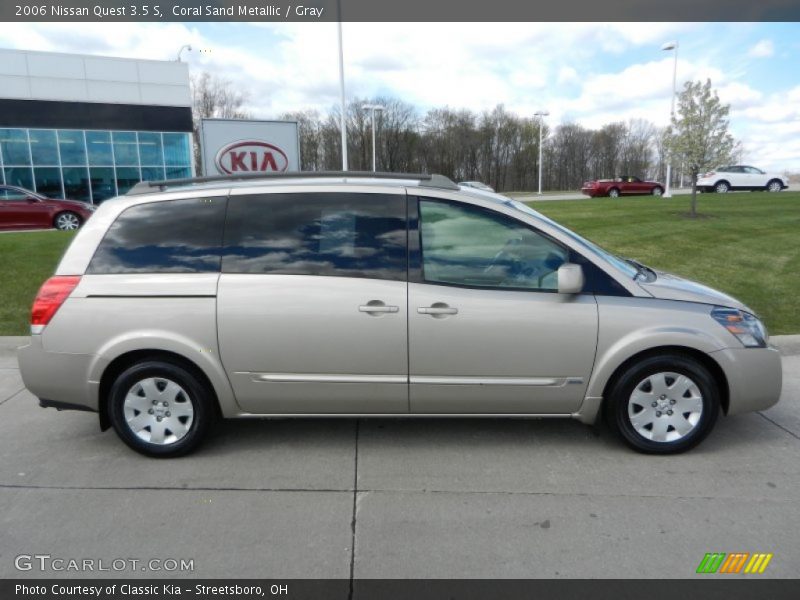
[
  {"x1": 217, "y1": 190, "x2": 409, "y2": 414},
  {"x1": 408, "y1": 197, "x2": 598, "y2": 414}
]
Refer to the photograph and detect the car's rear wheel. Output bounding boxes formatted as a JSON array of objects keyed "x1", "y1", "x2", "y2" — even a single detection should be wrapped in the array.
[
  {"x1": 108, "y1": 360, "x2": 214, "y2": 457},
  {"x1": 54, "y1": 211, "x2": 81, "y2": 231},
  {"x1": 651, "y1": 186, "x2": 664, "y2": 197},
  {"x1": 714, "y1": 181, "x2": 730, "y2": 193},
  {"x1": 767, "y1": 179, "x2": 783, "y2": 193},
  {"x1": 604, "y1": 354, "x2": 720, "y2": 454},
  {"x1": 608, "y1": 188, "x2": 620, "y2": 198}
]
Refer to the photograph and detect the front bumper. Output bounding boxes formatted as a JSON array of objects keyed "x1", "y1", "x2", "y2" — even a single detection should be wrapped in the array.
[
  {"x1": 581, "y1": 187, "x2": 600, "y2": 197},
  {"x1": 709, "y1": 345, "x2": 782, "y2": 415},
  {"x1": 18, "y1": 335, "x2": 99, "y2": 412}
]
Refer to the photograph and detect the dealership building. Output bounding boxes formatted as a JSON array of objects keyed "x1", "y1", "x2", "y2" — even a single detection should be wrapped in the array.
[{"x1": 0, "y1": 49, "x2": 194, "y2": 204}]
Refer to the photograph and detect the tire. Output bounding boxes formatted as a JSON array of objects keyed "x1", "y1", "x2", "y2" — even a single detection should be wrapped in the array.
[
  {"x1": 651, "y1": 186, "x2": 664, "y2": 197},
  {"x1": 766, "y1": 179, "x2": 783, "y2": 193},
  {"x1": 604, "y1": 354, "x2": 720, "y2": 454},
  {"x1": 713, "y1": 181, "x2": 730, "y2": 194},
  {"x1": 54, "y1": 211, "x2": 81, "y2": 231},
  {"x1": 608, "y1": 188, "x2": 620, "y2": 198},
  {"x1": 108, "y1": 359, "x2": 215, "y2": 457}
]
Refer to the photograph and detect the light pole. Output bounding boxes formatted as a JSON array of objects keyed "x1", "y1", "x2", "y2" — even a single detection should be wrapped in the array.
[
  {"x1": 534, "y1": 111, "x2": 549, "y2": 195},
  {"x1": 336, "y1": 0, "x2": 348, "y2": 171},
  {"x1": 362, "y1": 104, "x2": 385, "y2": 172},
  {"x1": 661, "y1": 40, "x2": 679, "y2": 197},
  {"x1": 176, "y1": 45, "x2": 192, "y2": 62}
]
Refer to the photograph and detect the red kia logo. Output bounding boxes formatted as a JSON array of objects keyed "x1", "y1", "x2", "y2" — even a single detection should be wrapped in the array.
[{"x1": 215, "y1": 140, "x2": 289, "y2": 174}]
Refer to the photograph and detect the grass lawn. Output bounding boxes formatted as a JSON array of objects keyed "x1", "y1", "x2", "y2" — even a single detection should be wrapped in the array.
[
  {"x1": 0, "y1": 230, "x2": 75, "y2": 336},
  {"x1": 0, "y1": 191, "x2": 798, "y2": 335},
  {"x1": 530, "y1": 191, "x2": 800, "y2": 334}
]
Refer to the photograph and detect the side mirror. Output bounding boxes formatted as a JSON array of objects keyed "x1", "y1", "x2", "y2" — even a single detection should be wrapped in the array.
[
  {"x1": 26, "y1": 196, "x2": 39, "y2": 203},
  {"x1": 557, "y1": 263, "x2": 584, "y2": 294}
]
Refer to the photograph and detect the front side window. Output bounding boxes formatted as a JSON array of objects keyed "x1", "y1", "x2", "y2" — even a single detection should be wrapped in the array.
[
  {"x1": 0, "y1": 186, "x2": 29, "y2": 202},
  {"x1": 419, "y1": 199, "x2": 568, "y2": 291},
  {"x1": 87, "y1": 197, "x2": 227, "y2": 274},
  {"x1": 223, "y1": 193, "x2": 407, "y2": 281}
]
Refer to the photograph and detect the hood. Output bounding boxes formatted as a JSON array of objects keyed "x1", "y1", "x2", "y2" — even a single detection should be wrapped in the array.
[
  {"x1": 638, "y1": 270, "x2": 754, "y2": 313},
  {"x1": 50, "y1": 198, "x2": 94, "y2": 211}
]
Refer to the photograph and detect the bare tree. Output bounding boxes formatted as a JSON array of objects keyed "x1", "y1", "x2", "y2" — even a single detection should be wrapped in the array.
[{"x1": 190, "y1": 71, "x2": 250, "y2": 174}]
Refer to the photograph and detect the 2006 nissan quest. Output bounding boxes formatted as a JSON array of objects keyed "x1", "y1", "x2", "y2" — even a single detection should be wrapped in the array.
[{"x1": 18, "y1": 172, "x2": 782, "y2": 457}]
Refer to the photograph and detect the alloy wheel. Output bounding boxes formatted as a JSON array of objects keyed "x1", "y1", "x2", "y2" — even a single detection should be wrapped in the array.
[
  {"x1": 55, "y1": 212, "x2": 80, "y2": 230},
  {"x1": 767, "y1": 181, "x2": 782, "y2": 192}
]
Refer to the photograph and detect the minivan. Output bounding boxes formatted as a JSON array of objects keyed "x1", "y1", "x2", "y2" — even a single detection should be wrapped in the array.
[{"x1": 18, "y1": 172, "x2": 782, "y2": 457}]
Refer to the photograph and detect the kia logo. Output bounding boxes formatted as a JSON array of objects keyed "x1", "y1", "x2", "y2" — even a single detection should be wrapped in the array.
[{"x1": 215, "y1": 140, "x2": 289, "y2": 174}]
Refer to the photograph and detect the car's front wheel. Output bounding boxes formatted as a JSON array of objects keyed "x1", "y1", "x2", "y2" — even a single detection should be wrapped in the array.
[
  {"x1": 608, "y1": 188, "x2": 620, "y2": 198},
  {"x1": 766, "y1": 179, "x2": 784, "y2": 193},
  {"x1": 108, "y1": 359, "x2": 215, "y2": 457},
  {"x1": 714, "y1": 181, "x2": 730, "y2": 193},
  {"x1": 54, "y1": 211, "x2": 81, "y2": 231},
  {"x1": 604, "y1": 354, "x2": 720, "y2": 454}
]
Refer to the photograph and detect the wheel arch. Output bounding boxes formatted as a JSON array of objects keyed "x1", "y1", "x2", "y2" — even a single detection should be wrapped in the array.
[
  {"x1": 98, "y1": 349, "x2": 228, "y2": 431},
  {"x1": 599, "y1": 345, "x2": 729, "y2": 417}
]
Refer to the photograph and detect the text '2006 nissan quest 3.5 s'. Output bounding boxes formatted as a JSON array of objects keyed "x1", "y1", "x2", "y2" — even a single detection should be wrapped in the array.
[{"x1": 19, "y1": 172, "x2": 782, "y2": 457}]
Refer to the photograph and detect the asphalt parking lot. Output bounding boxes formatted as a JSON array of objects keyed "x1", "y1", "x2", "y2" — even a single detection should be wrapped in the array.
[{"x1": 1, "y1": 336, "x2": 798, "y2": 581}]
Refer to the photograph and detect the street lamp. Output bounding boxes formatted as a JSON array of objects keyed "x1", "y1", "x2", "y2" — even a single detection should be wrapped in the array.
[
  {"x1": 362, "y1": 104, "x2": 385, "y2": 172},
  {"x1": 336, "y1": 0, "x2": 348, "y2": 171},
  {"x1": 176, "y1": 45, "x2": 192, "y2": 62},
  {"x1": 534, "y1": 111, "x2": 549, "y2": 195},
  {"x1": 661, "y1": 40, "x2": 679, "y2": 197}
]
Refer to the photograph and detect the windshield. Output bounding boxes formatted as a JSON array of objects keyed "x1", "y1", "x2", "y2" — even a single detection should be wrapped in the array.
[{"x1": 504, "y1": 199, "x2": 639, "y2": 279}]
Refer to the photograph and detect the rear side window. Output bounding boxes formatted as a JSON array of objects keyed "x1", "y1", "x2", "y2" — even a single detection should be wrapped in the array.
[
  {"x1": 223, "y1": 193, "x2": 407, "y2": 281},
  {"x1": 87, "y1": 197, "x2": 227, "y2": 274}
]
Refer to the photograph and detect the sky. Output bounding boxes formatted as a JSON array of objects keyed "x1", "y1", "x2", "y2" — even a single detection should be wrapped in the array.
[{"x1": 2, "y1": 22, "x2": 799, "y2": 171}]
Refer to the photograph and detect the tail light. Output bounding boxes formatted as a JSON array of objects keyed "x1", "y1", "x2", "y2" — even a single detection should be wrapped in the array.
[
  {"x1": 30, "y1": 276, "x2": 81, "y2": 334},
  {"x1": 704, "y1": 171, "x2": 716, "y2": 178}
]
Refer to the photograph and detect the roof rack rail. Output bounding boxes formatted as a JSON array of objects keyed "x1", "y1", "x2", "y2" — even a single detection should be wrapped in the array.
[{"x1": 126, "y1": 171, "x2": 460, "y2": 195}]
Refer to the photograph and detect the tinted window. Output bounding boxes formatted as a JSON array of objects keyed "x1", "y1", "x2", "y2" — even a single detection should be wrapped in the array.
[
  {"x1": 223, "y1": 193, "x2": 407, "y2": 281},
  {"x1": 419, "y1": 199, "x2": 568, "y2": 291},
  {"x1": 87, "y1": 197, "x2": 227, "y2": 274},
  {"x1": 0, "y1": 187, "x2": 29, "y2": 201}
]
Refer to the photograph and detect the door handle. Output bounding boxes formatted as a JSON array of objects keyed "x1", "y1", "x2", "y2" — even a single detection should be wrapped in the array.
[
  {"x1": 359, "y1": 301, "x2": 399, "y2": 314},
  {"x1": 418, "y1": 305, "x2": 458, "y2": 315}
]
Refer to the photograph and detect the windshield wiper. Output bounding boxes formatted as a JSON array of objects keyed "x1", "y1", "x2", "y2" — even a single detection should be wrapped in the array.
[{"x1": 622, "y1": 257, "x2": 657, "y2": 282}]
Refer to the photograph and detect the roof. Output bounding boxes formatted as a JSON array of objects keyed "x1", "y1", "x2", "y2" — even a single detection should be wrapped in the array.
[{"x1": 126, "y1": 171, "x2": 460, "y2": 196}]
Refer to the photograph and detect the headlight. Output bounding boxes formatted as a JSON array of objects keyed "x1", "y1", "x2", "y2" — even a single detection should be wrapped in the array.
[{"x1": 711, "y1": 306, "x2": 768, "y2": 348}]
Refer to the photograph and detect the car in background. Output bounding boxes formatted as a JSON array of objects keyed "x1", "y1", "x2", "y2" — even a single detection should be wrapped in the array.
[
  {"x1": 459, "y1": 181, "x2": 495, "y2": 192},
  {"x1": 0, "y1": 185, "x2": 95, "y2": 231},
  {"x1": 696, "y1": 166, "x2": 787, "y2": 193},
  {"x1": 582, "y1": 176, "x2": 665, "y2": 198}
]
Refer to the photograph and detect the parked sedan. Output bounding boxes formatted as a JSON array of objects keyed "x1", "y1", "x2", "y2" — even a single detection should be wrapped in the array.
[
  {"x1": 0, "y1": 185, "x2": 95, "y2": 231},
  {"x1": 696, "y1": 166, "x2": 787, "y2": 193},
  {"x1": 582, "y1": 176, "x2": 665, "y2": 198}
]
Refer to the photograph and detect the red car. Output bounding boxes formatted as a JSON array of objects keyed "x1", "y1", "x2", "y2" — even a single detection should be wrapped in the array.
[
  {"x1": 581, "y1": 175, "x2": 665, "y2": 198},
  {"x1": 0, "y1": 185, "x2": 95, "y2": 231}
]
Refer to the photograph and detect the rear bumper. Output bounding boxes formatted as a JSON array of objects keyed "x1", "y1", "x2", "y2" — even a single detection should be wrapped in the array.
[
  {"x1": 709, "y1": 345, "x2": 782, "y2": 415},
  {"x1": 18, "y1": 335, "x2": 98, "y2": 412}
]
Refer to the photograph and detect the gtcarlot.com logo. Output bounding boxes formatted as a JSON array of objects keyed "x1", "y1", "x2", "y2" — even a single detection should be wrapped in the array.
[{"x1": 696, "y1": 552, "x2": 773, "y2": 574}]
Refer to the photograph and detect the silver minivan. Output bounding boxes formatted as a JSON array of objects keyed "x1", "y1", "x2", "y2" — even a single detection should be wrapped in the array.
[{"x1": 18, "y1": 172, "x2": 782, "y2": 457}]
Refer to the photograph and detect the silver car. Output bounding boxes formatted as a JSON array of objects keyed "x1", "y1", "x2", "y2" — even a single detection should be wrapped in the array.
[{"x1": 18, "y1": 172, "x2": 782, "y2": 457}]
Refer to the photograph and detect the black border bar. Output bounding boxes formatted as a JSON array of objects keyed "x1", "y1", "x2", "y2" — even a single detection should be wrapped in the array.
[
  {"x1": 3, "y1": 0, "x2": 800, "y2": 22},
  {"x1": 3, "y1": 579, "x2": 800, "y2": 600}
]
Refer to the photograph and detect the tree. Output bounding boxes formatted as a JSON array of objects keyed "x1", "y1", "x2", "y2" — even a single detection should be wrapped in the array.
[
  {"x1": 190, "y1": 72, "x2": 250, "y2": 174},
  {"x1": 665, "y1": 79, "x2": 737, "y2": 217}
]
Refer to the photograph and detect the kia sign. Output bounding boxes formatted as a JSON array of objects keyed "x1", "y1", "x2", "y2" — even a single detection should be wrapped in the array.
[
  {"x1": 200, "y1": 118, "x2": 300, "y2": 176},
  {"x1": 215, "y1": 141, "x2": 290, "y2": 174}
]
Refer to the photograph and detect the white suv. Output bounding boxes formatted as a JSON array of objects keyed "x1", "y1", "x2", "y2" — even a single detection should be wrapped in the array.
[{"x1": 697, "y1": 165, "x2": 787, "y2": 193}]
